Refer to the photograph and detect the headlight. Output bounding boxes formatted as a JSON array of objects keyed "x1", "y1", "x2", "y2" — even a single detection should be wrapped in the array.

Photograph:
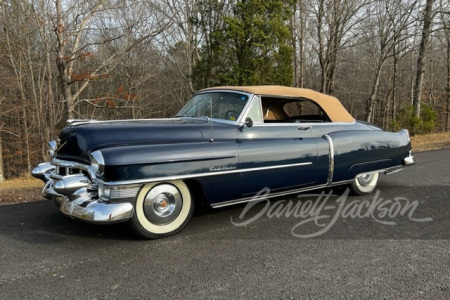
[{"x1": 89, "y1": 150, "x2": 105, "y2": 175}]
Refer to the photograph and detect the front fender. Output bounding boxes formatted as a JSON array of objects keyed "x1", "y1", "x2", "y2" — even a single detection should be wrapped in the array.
[{"x1": 100, "y1": 142, "x2": 238, "y2": 182}]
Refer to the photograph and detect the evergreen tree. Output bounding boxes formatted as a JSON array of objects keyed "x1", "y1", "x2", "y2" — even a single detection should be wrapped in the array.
[{"x1": 193, "y1": 0, "x2": 295, "y2": 88}]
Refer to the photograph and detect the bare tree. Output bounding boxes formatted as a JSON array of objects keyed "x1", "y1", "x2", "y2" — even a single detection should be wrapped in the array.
[
  {"x1": 363, "y1": 0, "x2": 418, "y2": 122},
  {"x1": 53, "y1": 0, "x2": 170, "y2": 120},
  {"x1": 292, "y1": 0, "x2": 306, "y2": 88},
  {"x1": 440, "y1": 0, "x2": 450, "y2": 131},
  {"x1": 308, "y1": 0, "x2": 368, "y2": 94}
]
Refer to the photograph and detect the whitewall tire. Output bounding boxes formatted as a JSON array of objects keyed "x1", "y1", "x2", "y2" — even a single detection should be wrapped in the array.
[
  {"x1": 129, "y1": 180, "x2": 193, "y2": 239},
  {"x1": 349, "y1": 172, "x2": 379, "y2": 195}
]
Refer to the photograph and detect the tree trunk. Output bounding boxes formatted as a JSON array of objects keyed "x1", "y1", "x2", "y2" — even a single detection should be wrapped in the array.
[
  {"x1": 391, "y1": 50, "x2": 398, "y2": 130},
  {"x1": 365, "y1": 59, "x2": 384, "y2": 122},
  {"x1": 0, "y1": 134, "x2": 4, "y2": 182},
  {"x1": 446, "y1": 25, "x2": 449, "y2": 131},
  {"x1": 298, "y1": 0, "x2": 305, "y2": 88},
  {"x1": 413, "y1": 0, "x2": 434, "y2": 117}
]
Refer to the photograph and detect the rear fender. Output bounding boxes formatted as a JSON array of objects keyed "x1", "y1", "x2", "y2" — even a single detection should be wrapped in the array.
[{"x1": 328, "y1": 129, "x2": 411, "y2": 182}]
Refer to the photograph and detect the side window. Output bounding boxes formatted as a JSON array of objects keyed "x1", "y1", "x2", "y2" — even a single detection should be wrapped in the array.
[
  {"x1": 245, "y1": 97, "x2": 263, "y2": 123},
  {"x1": 283, "y1": 100, "x2": 330, "y2": 122}
]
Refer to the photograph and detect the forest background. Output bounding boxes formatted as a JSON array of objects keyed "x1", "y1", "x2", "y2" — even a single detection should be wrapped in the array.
[{"x1": 0, "y1": 0, "x2": 448, "y2": 181}]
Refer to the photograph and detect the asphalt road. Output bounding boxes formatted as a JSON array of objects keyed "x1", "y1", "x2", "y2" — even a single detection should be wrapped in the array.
[{"x1": 0, "y1": 149, "x2": 449, "y2": 299}]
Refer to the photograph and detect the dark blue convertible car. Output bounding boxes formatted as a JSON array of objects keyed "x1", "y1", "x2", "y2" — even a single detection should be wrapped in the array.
[{"x1": 32, "y1": 86, "x2": 415, "y2": 238}]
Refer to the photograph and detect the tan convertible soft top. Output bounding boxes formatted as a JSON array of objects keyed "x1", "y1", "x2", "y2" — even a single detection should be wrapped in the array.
[{"x1": 201, "y1": 85, "x2": 355, "y2": 123}]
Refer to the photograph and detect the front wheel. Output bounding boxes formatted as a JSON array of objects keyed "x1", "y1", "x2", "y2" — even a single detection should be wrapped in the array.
[
  {"x1": 129, "y1": 180, "x2": 194, "y2": 239},
  {"x1": 349, "y1": 172, "x2": 379, "y2": 195}
]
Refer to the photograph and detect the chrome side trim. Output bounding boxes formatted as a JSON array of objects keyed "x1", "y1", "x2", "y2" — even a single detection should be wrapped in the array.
[
  {"x1": 384, "y1": 166, "x2": 403, "y2": 175},
  {"x1": 323, "y1": 134, "x2": 334, "y2": 185},
  {"x1": 211, "y1": 184, "x2": 329, "y2": 208},
  {"x1": 97, "y1": 161, "x2": 313, "y2": 187},
  {"x1": 211, "y1": 165, "x2": 407, "y2": 209}
]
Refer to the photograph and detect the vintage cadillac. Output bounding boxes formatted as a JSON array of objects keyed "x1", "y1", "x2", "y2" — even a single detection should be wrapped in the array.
[{"x1": 32, "y1": 86, "x2": 415, "y2": 238}]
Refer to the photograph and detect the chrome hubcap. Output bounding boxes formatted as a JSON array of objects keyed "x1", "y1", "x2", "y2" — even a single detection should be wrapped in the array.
[
  {"x1": 143, "y1": 184, "x2": 182, "y2": 225},
  {"x1": 357, "y1": 173, "x2": 373, "y2": 187}
]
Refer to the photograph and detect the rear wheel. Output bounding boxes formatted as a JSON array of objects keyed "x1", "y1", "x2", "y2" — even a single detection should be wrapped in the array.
[
  {"x1": 349, "y1": 172, "x2": 379, "y2": 195},
  {"x1": 129, "y1": 180, "x2": 193, "y2": 239}
]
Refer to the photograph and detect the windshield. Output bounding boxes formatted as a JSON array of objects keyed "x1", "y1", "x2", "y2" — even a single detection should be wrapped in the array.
[{"x1": 177, "y1": 92, "x2": 250, "y2": 121}]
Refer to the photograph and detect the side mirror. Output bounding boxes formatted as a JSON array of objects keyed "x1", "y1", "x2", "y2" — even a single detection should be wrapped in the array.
[{"x1": 239, "y1": 117, "x2": 253, "y2": 130}]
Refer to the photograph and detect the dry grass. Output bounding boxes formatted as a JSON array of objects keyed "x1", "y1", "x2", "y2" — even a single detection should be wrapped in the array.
[
  {"x1": 0, "y1": 176, "x2": 42, "y2": 190},
  {"x1": 411, "y1": 132, "x2": 450, "y2": 152},
  {"x1": 0, "y1": 177, "x2": 43, "y2": 205}
]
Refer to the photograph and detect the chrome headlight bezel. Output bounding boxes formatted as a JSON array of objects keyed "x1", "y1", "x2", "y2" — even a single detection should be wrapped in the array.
[
  {"x1": 89, "y1": 150, "x2": 105, "y2": 176},
  {"x1": 48, "y1": 140, "x2": 58, "y2": 158},
  {"x1": 98, "y1": 185, "x2": 111, "y2": 201}
]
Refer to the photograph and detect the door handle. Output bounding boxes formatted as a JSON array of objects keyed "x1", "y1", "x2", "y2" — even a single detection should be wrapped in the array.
[{"x1": 298, "y1": 126, "x2": 311, "y2": 130}]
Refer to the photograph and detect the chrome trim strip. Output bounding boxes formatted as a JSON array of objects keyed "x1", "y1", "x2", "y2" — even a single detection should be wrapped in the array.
[
  {"x1": 97, "y1": 162, "x2": 313, "y2": 187},
  {"x1": 384, "y1": 166, "x2": 403, "y2": 175},
  {"x1": 211, "y1": 165, "x2": 406, "y2": 209},
  {"x1": 68, "y1": 118, "x2": 177, "y2": 126},
  {"x1": 323, "y1": 134, "x2": 334, "y2": 185},
  {"x1": 211, "y1": 184, "x2": 329, "y2": 208}
]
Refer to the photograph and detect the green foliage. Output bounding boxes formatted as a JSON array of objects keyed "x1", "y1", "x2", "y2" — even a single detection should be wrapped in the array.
[
  {"x1": 392, "y1": 103, "x2": 437, "y2": 135},
  {"x1": 193, "y1": 0, "x2": 295, "y2": 89}
]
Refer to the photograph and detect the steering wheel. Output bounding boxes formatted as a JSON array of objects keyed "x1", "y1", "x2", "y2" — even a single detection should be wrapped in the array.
[{"x1": 225, "y1": 109, "x2": 240, "y2": 121}]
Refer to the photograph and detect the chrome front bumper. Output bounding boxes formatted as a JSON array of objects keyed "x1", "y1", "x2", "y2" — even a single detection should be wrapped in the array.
[
  {"x1": 58, "y1": 195, "x2": 134, "y2": 224},
  {"x1": 32, "y1": 161, "x2": 136, "y2": 224}
]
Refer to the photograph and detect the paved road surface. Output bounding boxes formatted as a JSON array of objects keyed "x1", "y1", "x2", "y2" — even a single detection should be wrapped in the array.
[{"x1": 0, "y1": 149, "x2": 449, "y2": 299}]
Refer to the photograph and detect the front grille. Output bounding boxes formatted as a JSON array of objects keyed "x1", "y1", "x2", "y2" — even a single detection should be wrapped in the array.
[
  {"x1": 110, "y1": 187, "x2": 141, "y2": 199},
  {"x1": 55, "y1": 166, "x2": 84, "y2": 176}
]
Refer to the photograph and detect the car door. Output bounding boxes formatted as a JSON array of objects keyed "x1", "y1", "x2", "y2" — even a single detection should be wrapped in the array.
[{"x1": 237, "y1": 97, "x2": 320, "y2": 197}]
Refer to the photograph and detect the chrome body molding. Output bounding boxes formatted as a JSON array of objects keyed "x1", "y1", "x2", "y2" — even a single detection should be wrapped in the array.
[
  {"x1": 211, "y1": 184, "x2": 329, "y2": 208},
  {"x1": 95, "y1": 161, "x2": 313, "y2": 187},
  {"x1": 323, "y1": 134, "x2": 334, "y2": 185},
  {"x1": 211, "y1": 165, "x2": 407, "y2": 209}
]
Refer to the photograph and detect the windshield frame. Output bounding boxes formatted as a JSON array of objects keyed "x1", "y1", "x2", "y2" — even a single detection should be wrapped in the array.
[{"x1": 177, "y1": 90, "x2": 255, "y2": 125}]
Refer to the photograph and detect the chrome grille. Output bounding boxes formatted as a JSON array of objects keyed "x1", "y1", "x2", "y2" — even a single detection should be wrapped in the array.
[
  {"x1": 55, "y1": 166, "x2": 83, "y2": 176},
  {"x1": 110, "y1": 187, "x2": 140, "y2": 199}
]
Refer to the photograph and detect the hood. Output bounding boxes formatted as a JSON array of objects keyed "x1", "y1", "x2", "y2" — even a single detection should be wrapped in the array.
[{"x1": 54, "y1": 118, "x2": 235, "y2": 163}]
